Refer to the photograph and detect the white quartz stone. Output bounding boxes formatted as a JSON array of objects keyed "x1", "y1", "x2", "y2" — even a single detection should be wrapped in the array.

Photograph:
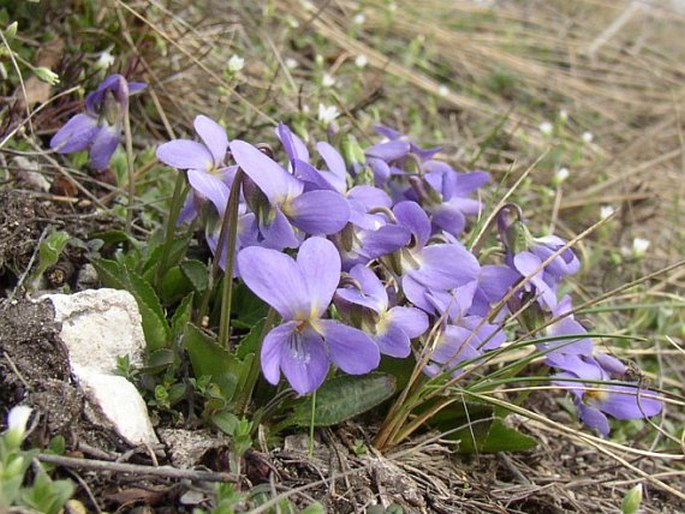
[{"x1": 44, "y1": 289, "x2": 158, "y2": 447}]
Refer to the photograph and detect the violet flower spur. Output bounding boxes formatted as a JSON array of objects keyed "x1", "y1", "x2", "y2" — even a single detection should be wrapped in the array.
[
  {"x1": 50, "y1": 74, "x2": 146, "y2": 170},
  {"x1": 237, "y1": 237, "x2": 380, "y2": 394}
]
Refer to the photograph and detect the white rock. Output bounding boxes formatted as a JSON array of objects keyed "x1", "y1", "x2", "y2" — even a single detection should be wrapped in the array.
[
  {"x1": 73, "y1": 365, "x2": 158, "y2": 447},
  {"x1": 44, "y1": 289, "x2": 158, "y2": 447},
  {"x1": 47, "y1": 288, "x2": 146, "y2": 371}
]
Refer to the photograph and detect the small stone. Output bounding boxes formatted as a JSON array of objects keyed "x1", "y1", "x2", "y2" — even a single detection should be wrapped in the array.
[
  {"x1": 158, "y1": 428, "x2": 230, "y2": 469},
  {"x1": 44, "y1": 289, "x2": 157, "y2": 446}
]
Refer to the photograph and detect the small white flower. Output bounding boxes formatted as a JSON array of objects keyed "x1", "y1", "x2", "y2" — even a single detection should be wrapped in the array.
[
  {"x1": 96, "y1": 47, "x2": 115, "y2": 70},
  {"x1": 581, "y1": 131, "x2": 594, "y2": 144},
  {"x1": 539, "y1": 121, "x2": 553, "y2": 136},
  {"x1": 388, "y1": 2, "x2": 397, "y2": 13},
  {"x1": 285, "y1": 58, "x2": 298, "y2": 70},
  {"x1": 353, "y1": 13, "x2": 365, "y2": 25},
  {"x1": 559, "y1": 109, "x2": 568, "y2": 122},
  {"x1": 600, "y1": 205, "x2": 615, "y2": 220},
  {"x1": 318, "y1": 103, "x2": 340, "y2": 124},
  {"x1": 437, "y1": 85, "x2": 449, "y2": 97},
  {"x1": 321, "y1": 73, "x2": 336, "y2": 87},
  {"x1": 6, "y1": 405, "x2": 32, "y2": 446},
  {"x1": 228, "y1": 55, "x2": 245, "y2": 73},
  {"x1": 7, "y1": 405, "x2": 32, "y2": 435},
  {"x1": 355, "y1": 54, "x2": 368, "y2": 68},
  {"x1": 632, "y1": 237, "x2": 650, "y2": 257},
  {"x1": 552, "y1": 167, "x2": 570, "y2": 186}
]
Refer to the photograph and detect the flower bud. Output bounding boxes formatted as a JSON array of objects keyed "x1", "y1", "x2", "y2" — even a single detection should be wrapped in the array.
[
  {"x1": 5, "y1": 405, "x2": 32, "y2": 448},
  {"x1": 4, "y1": 21, "x2": 18, "y2": 41},
  {"x1": 552, "y1": 167, "x2": 570, "y2": 187},
  {"x1": 227, "y1": 54, "x2": 245, "y2": 73},
  {"x1": 621, "y1": 484, "x2": 643, "y2": 514},
  {"x1": 341, "y1": 134, "x2": 366, "y2": 168},
  {"x1": 631, "y1": 237, "x2": 650, "y2": 258},
  {"x1": 34, "y1": 66, "x2": 60, "y2": 85}
]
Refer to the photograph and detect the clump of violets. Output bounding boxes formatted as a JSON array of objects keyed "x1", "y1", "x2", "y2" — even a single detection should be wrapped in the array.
[
  {"x1": 50, "y1": 74, "x2": 146, "y2": 169},
  {"x1": 149, "y1": 118, "x2": 663, "y2": 435}
]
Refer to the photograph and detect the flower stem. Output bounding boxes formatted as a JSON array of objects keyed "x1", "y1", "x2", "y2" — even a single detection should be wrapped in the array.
[
  {"x1": 155, "y1": 172, "x2": 189, "y2": 288},
  {"x1": 235, "y1": 307, "x2": 278, "y2": 414},
  {"x1": 196, "y1": 170, "x2": 243, "y2": 326},
  {"x1": 308, "y1": 390, "x2": 317, "y2": 459},
  {"x1": 122, "y1": 105, "x2": 136, "y2": 233},
  {"x1": 218, "y1": 170, "x2": 244, "y2": 348}
]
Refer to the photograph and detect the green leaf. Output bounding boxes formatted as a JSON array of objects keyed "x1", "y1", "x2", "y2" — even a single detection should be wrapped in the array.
[
  {"x1": 377, "y1": 354, "x2": 416, "y2": 391},
  {"x1": 235, "y1": 323, "x2": 263, "y2": 360},
  {"x1": 39, "y1": 230, "x2": 70, "y2": 269},
  {"x1": 180, "y1": 259, "x2": 209, "y2": 293},
  {"x1": 454, "y1": 418, "x2": 537, "y2": 454},
  {"x1": 290, "y1": 373, "x2": 396, "y2": 427},
  {"x1": 145, "y1": 348, "x2": 175, "y2": 372},
  {"x1": 212, "y1": 410, "x2": 239, "y2": 436},
  {"x1": 91, "y1": 258, "x2": 126, "y2": 289},
  {"x1": 170, "y1": 293, "x2": 194, "y2": 340},
  {"x1": 30, "y1": 230, "x2": 70, "y2": 288},
  {"x1": 158, "y1": 265, "x2": 192, "y2": 303},
  {"x1": 479, "y1": 420, "x2": 537, "y2": 453},
  {"x1": 124, "y1": 267, "x2": 170, "y2": 352},
  {"x1": 184, "y1": 324, "x2": 248, "y2": 400},
  {"x1": 232, "y1": 283, "x2": 269, "y2": 327},
  {"x1": 300, "y1": 502, "x2": 325, "y2": 514},
  {"x1": 91, "y1": 229, "x2": 131, "y2": 246},
  {"x1": 142, "y1": 232, "x2": 191, "y2": 279}
]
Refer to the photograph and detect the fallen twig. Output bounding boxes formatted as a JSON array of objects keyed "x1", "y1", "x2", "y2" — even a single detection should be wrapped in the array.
[{"x1": 37, "y1": 453, "x2": 237, "y2": 483}]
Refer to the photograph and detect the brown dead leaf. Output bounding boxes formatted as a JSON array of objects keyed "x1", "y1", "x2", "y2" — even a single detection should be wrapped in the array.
[{"x1": 104, "y1": 486, "x2": 170, "y2": 508}]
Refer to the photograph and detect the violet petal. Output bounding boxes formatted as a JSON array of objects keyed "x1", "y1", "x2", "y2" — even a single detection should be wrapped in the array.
[
  {"x1": 50, "y1": 113, "x2": 99, "y2": 153},
  {"x1": 319, "y1": 320, "x2": 380, "y2": 374},
  {"x1": 194, "y1": 115, "x2": 228, "y2": 166},
  {"x1": 157, "y1": 140, "x2": 214, "y2": 171}
]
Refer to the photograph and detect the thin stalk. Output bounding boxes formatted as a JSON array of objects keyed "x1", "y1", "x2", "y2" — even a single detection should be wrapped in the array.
[
  {"x1": 218, "y1": 170, "x2": 244, "y2": 348},
  {"x1": 236, "y1": 308, "x2": 278, "y2": 414},
  {"x1": 308, "y1": 390, "x2": 317, "y2": 459},
  {"x1": 122, "y1": 105, "x2": 136, "y2": 233},
  {"x1": 155, "y1": 172, "x2": 189, "y2": 288},
  {"x1": 196, "y1": 170, "x2": 243, "y2": 324}
]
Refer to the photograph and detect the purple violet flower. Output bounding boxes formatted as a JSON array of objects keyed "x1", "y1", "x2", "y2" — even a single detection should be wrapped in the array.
[
  {"x1": 335, "y1": 264, "x2": 428, "y2": 357},
  {"x1": 237, "y1": 237, "x2": 380, "y2": 394},
  {"x1": 157, "y1": 115, "x2": 234, "y2": 221},
  {"x1": 230, "y1": 139, "x2": 351, "y2": 250},
  {"x1": 424, "y1": 316, "x2": 505, "y2": 378},
  {"x1": 419, "y1": 162, "x2": 490, "y2": 236},
  {"x1": 391, "y1": 200, "x2": 480, "y2": 312},
  {"x1": 498, "y1": 205, "x2": 580, "y2": 310},
  {"x1": 50, "y1": 74, "x2": 146, "y2": 169},
  {"x1": 554, "y1": 361, "x2": 663, "y2": 436}
]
